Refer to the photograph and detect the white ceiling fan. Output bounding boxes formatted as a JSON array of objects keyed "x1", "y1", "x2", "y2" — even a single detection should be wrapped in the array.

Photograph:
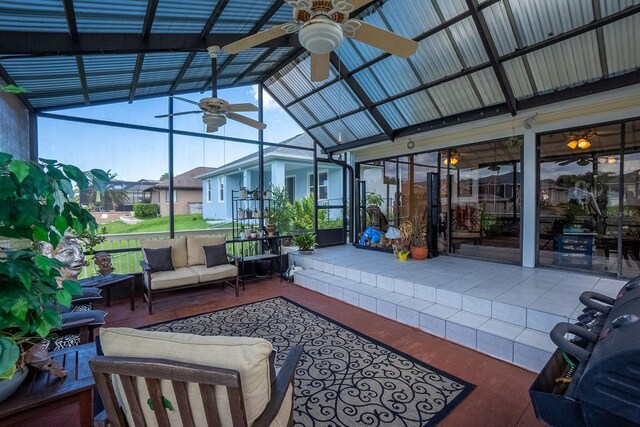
[
  {"x1": 156, "y1": 47, "x2": 267, "y2": 133},
  {"x1": 223, "y1": 0, "x2": 419, "y2": 82}
]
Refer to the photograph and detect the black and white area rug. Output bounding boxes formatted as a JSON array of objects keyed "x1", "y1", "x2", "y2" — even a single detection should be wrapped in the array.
[{"x1": 143, "y1": 297, "x2": 475, "y2": 426}]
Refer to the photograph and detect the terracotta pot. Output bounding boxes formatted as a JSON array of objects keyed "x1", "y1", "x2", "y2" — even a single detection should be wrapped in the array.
[{"x1": 410, "y1": 245, "x2": 428, "y2": 260}]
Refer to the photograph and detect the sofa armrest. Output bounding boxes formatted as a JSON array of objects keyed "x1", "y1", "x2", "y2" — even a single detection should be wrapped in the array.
[
  {"x1": 253, "y1": 345, "x2": 303, "y2": 427},
  {"x1": 140, "y1": 260, "x2": 151, "y2": 271}
]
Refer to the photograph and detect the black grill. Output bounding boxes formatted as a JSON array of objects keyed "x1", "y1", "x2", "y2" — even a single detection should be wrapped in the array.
[{"x1": 530, "y1": 277, "x2": 640, "y2": 426}]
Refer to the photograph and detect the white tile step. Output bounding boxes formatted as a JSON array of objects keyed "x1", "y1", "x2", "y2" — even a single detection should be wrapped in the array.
[{"x1": 293, "y1": 267, "x2": 554, "y2": 372}]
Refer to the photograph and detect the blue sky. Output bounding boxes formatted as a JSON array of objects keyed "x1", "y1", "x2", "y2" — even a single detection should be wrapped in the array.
[{"x1": 38, "y1": 85, "x2": 303, "y2": 181}]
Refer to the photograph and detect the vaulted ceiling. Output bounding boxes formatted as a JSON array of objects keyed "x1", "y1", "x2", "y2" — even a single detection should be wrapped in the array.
[{"x1": 1, "y1": 0, "x2": 639, "y2": 151}]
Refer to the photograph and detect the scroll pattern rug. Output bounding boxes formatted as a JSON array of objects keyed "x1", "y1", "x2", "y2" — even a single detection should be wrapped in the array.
[{"x1": 144, "y1": 297, "x2": 474, "y2": 426}]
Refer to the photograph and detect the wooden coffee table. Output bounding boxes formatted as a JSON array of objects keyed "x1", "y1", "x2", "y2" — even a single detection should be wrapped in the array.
[
  {"x1": 80, "y1": 273, "x2": 136, "y2": 311},
  {"x1": 0, "y1": 343, "x2": 97, "y2": 427}
]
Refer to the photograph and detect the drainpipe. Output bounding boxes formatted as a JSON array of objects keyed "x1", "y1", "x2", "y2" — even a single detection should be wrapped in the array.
[{"x1": 327, "y1": 152, "x2": 355, "y2": 245}]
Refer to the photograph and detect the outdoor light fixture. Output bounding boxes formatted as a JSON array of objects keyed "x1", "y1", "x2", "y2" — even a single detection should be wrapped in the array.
[
  {"x1": 567, "y1": 138, "x2": 579, "y2": 149},
  {"x1": 598, "y1": 156, "x2": 617, "y2": 164}
]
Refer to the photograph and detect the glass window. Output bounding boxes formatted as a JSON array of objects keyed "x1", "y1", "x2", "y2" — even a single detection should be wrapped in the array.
[
  {"x1": 218, "y1": 177, "x2": 225, "y2": 203},
  {"x1": 538, "y1": 124, "x2": 622, "y2": 274},
  {"x1": 207, "y1": 180, "x2": 212, "y2": 203},
  {"x1": 309, "y1": 170, "x2": 328, "y2": 200},
  {"x1": 165, "y1": 189, "x2": 177, "y2": 204}
]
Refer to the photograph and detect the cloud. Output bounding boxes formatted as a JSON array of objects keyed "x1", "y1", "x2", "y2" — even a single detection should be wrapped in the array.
[{"x1": 249, "y1": 85, "x2": 278, "y2": 111}]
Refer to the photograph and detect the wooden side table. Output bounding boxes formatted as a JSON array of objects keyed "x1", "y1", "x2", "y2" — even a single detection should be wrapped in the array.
[
  {"x1": 80, "y1": 273, "x2": 136, "y2": 311},
  {"x1": 0, "y1": 343, "x2": 97, "y2": 427}
]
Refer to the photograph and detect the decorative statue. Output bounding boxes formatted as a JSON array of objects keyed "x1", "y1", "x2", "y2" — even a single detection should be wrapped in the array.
[
  {"x1": 41, "y1": 233, "x2": 87, "y2": 281},
  {"x1": 93, "y1": 251, "x2": 114, "y2": 276}
]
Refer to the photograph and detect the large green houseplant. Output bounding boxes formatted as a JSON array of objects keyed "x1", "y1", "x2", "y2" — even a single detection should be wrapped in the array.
[{"x1": 0, "y1": 152, "x2": 108, "y2": 379}]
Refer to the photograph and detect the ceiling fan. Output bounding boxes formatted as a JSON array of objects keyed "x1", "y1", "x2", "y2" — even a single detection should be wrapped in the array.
[
  {"x1": 155, "y1": 47, "x2": 267, "y2": 133},
  {"x1": 223, "y1": 0, "x2": 419, "y2": 82}
]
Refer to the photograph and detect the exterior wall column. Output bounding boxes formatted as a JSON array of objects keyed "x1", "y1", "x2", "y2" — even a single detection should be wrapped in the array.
[
  {"x1": 522, "y1": 129, "x2": 537, "y2": 268},
  {"x1": 270, "y1": 160, "x2": 286, "y2": 189}
]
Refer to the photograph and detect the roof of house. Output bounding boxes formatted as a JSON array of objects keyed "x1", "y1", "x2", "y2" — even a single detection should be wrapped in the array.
[
  {"x1": 152, "y1": 167, "x2": 215, "y2": 190},
  {"x1": 198, "y1": 133, "x2": 315, "y2": 179}
]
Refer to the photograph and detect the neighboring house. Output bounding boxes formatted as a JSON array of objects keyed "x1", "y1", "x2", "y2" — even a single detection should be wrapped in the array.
[
  {"x1": 148, "y1": 167, "x2": 215, "y2": 217},
  {"x1": 199, "y1": 134, "x2": 342, "y2": 220},
  {"x1": 79, "y1": 178, "x2": 157, "y2": 211}
]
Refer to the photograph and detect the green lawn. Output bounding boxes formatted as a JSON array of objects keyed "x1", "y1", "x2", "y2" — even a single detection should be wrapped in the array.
[{"x1": 101, "y1": 214, "x2": 230, "y2": 234}]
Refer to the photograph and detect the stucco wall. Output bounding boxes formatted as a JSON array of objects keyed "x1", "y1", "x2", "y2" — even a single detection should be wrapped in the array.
[
  {"x1": 156, "y1": 188, "x2": 203, "y2": 216},
  {"x1": 0, "y1": 91, "x2": 30, "y2": 160}
]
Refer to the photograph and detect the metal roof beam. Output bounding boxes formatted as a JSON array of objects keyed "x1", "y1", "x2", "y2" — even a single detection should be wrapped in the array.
[
  {"x1": 465, "y1": 0, "x2": 517, "y2": 115},
  {"x1": 325, "y1": 68, "x2": 640, "y2": 154},
  {"x1": 0, "y1": 32, "x2": 300, "y2": 57},
  {"x1": 330, "y1": 53, "x2": 394, "y2": 140},
  {"x1": 130, "y1": 0, "x2": 159, "y2": 102},
  {"x1": 141, "y1": 0, "x2": 159, "y2": 39},
  {"x1": 231, "y1": 48, "x2": 277, "y2": 86},
  {"x1": 262, "y1": 84, "x2": 325, "y2": 150},
  {"x1": 62, "y1": 0, "x2": 79, "y2": 41},
  {"x1": 128, "y1": 53, "x2": 145, "y2": 103},
  {"x1": 202, "y1": 0, "x2": 283, "y2": 92},
  {"x1": 75, "y1": 56, "x2": 90, "y2": 105},
  {"x1": 0, "y1": 64, "x2": 34, "y2": 111},
  {"x1": 169, "y1": 0, "x2": 231, "y2": 94},
  {"x1": 499, "y1": 4, "x2": 640, "y2": 62}
]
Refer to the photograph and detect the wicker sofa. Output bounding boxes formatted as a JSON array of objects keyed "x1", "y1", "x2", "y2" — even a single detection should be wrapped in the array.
[{"x1": 140, "y1": 235, "x2": 238, "y2": 314}]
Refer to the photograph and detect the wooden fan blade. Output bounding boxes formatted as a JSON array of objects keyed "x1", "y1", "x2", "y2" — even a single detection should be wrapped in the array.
[
  {"x1": 226, "y1": 112, "x2": 267, "y2": 129},
  {"x1": 171, "y1": 96, "x2": 200, "y2": 106},
  {"x1": 224, "y1": 24, "x2": 291, "y2": 54},
  {"x1": 155, "y1": 111, "x2": 201, "y2": 118},
  {"x1": 310, "y1": 53, "x2": 330, "y2": 82},
  {"x1": 348, "y1": 0, "x2": 376, "y2": 9},
  {"x1": 226, "y1": 103, "x2": 259, "y2": 112},
  {"x1": 348, "y1": 20, "x2": 419, "y2": 58}
]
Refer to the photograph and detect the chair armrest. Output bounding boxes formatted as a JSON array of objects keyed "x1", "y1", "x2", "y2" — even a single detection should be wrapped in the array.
[
  {"x1": 94, "y1": 409, "x2": 109, "y2": 427},
  {"x1": 253, "y1": 345, "x2": 303, "y2": 427},
  {"x1": 140, "y1": 260, "x2": 151, "y2": 271}
]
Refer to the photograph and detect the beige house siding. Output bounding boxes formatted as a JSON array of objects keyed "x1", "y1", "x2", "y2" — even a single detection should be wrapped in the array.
[{"x1": 156, "y1": 188, "x2": 203, "y2": 216}]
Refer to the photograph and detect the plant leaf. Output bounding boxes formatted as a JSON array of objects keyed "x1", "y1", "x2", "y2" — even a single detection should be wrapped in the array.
[
  {"x1": 61, "y1": 279, "x2": 81, "y2": 296},
  {"x1": 0, "y1": 337, "x2": 20, "y2": 378},
  {"x1": 9, "y1": 160, "x2": 31, "y2": 182},
  {"x1": 34, "y1": 254, "x2": 53, "y2": 275},
  {"x1": 56, "y1": 289, "x2": 72, "y2": 307},
  {"x1": 54, "y1": 215, "x2": 68, "y2": 235},
  {"x1": 10, "y1": 297, "x2": 29, "y2": 320}
]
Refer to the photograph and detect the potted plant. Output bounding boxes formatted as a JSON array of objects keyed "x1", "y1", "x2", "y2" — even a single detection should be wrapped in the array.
[
  {"x1": 410, "y1": 231, "x2": 428, "y2": 260},
  {"x1": 251, "y1": 188, "x2": 260, "y2": 200},
  {"x1": 238, "y1": 177, "x2": 247, "y2": 200},
  {"x1": 293, "y1": 232, "x2": 316, "y2": 254},
  {"x1": 0, "y1": 153, "x2": 108, "y2": 400},
  {"x1": 263, "y1": 183, "x2": 272, "y2": 200},
  {"x1": 266, "y1": 211, "x2": 277, "y2": 236}
]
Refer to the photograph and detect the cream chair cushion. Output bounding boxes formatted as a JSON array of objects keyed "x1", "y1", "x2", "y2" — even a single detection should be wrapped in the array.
[
  {"x1": 189, "y1": 264, "x2": 238, "y2": 283},
  {"x1": 186, "y1": 235, "x2": 227, "y2": 266},
  {"x1": 147, "y1": 267, "x2": 200, "y2": 290},
  {"x1": 100, "y1": 328, "x2": 273, "y2": 427},
  {"x1": 141, "y1": 237, "x2": 188, "y2": 268}
]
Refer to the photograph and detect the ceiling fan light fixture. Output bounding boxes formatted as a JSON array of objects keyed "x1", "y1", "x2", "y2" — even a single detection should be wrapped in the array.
[
  {"x1": 577, "y1": 138, "x2": 591, "y2": 149},
  {"x1": 202, "y1": 113, "x2": 227, "y2": 130},
  {"x1": 299, "y1": 18, "x2": 344, "y2": 54},
  {"x1": 567, "y1": 139, "x2": 579, "y2": 149},
  {"x1": 608, "y1": 157, "x2": 616, "y2": 164}
]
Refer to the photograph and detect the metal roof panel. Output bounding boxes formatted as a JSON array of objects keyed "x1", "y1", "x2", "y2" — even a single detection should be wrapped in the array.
[
  {"x1": 526, "y1": 30, "x2": 602, "y2": 94},
  {"x1": 0, "y1": 0, "x2": 67, "y2": 32},
  {"x1": 481, "y1": 1, "x2": 518, "y2": 56},
  {"x1": 603, "y1": 14, "x2": 640, "y2": 76},
  {"x1": 429, "y1": 77, "x2": 483, "y2": 116},
  {"x1": 73, "y1": 0, "x2": 146, "y2": 33},
  {"x1": 503, "y1": 57, "x2": 536, "y2": 99},
  {"x1": 378, "y1": 91, "x2": 440, "y2": 129}
]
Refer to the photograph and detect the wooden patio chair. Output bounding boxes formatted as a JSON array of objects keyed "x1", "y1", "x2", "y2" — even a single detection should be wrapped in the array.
[{"x1": 89, "y1": 345, "x2": 303, "y2": 427}]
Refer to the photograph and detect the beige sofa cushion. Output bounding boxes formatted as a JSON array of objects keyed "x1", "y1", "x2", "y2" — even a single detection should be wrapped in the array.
[
  {"x1": 187, "y1": 235, "x2": 227, "y2": 266},
  {"x1": 141, "y1": 237, "x2": 188, "y2": 268},
  {"x1": 100, "y1": 328, "x2": 273, "y2": 427},
  {"x1": 147, "y1": 267, "x2": 199, "y2": 290},
  {"x1": 189, "y1": 264, "x2": 237, "y2": 283}
]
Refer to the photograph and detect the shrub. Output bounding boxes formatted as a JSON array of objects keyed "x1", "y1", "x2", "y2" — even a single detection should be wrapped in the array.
[{"x1": 134, "y1": 203, "x2": 159, "y2": 219}]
